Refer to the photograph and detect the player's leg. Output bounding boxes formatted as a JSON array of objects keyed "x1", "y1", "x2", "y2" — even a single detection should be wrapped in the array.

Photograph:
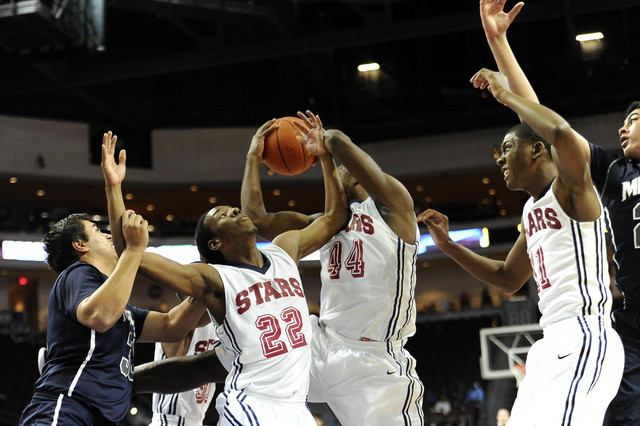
[
  {"x1": 603, "y1": 309, "x2": 640, "y2": 426},
  {"x1": 308, "y1": 315, "x2": 328, "y2": 403},
  {"x1": 321, "y1": 333, "x2": 424, "y2": 426},
  {"x1": 514, "y1": 317, "x2": 623, "y2": 426},
  {"x1": 19, "y1": 393, "x2": 102, "y2": 425}
]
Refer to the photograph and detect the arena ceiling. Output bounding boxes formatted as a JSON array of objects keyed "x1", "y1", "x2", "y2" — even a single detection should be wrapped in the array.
[{"x1": 1, "y1": 0, "x2": 639, "y2": 142}]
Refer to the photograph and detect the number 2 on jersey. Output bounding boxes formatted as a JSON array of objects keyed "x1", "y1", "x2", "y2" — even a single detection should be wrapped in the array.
[
  {"x1": 256, "y1": 306, "x2": 307, "y2": 358},
  {"x1": 327, "y1": 240, "x2": 365, "y2": 279}
]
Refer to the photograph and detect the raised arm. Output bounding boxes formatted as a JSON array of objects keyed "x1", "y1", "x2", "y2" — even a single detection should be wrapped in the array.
[
  {"x1": 479, "y1": 0, "x2": 591, "y2": 160},
  {"x1": 101, "y1": 130, "x2": 226, "y2": 323},
  {"x1": 471, "y1": 69, "x2": 600, "y2": 220},
  {"x1": 298, "y1": 110, "x2": 416, "y2": 244},
  {"x1": 241, "y1": 118, "x2": 318, "y2": 241},
  {"x1": 274, "y1": 113, "x2": 348, "y2": 262},
  {"x1": 417, "y1": 208, "x2": 531, "y2": 293},
  {"x1": 134, "y1": 349, "x2": 228, "y2": 394},
  {"x1": 480, "y1": 0, "x2": 536, "y2": 103},
  {"x1": 101, "y1": 131, "x2": 127, "y2": 255}
]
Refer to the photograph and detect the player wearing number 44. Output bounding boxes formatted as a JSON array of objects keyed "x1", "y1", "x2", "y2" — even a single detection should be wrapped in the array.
[
  {"x1": 19, "y1": 212, "x2": 209, "y2": 425},
  {"x1": 418, "y1": 69, "x2": 623, "y2": 425},
  {"x1": 102, "y1": 121, "x2": 347, "y2": 425},
  {"x1": 241, "y1": 110, "x2": 425, "y2": 426}
]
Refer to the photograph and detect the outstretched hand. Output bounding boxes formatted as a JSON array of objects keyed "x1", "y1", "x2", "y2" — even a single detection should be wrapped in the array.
[
  {"x1": 480, "y1": 0, "x2": 524, "y2": 38},
  {"x1": 248, "y1": 118, "x2": 278, "y2": 160},
  {"x1": 295, "y1": 110, "x2": 328, "y2": 157},
  {"x1": 101, "y1": 131, "x2": 126, "y2": 187},
  {"x1": 470, "y1": 68, "x2": 510, "y2": 103},
  {"x1": 416, "y1": 209, "x2": 451, "y2": 248}
]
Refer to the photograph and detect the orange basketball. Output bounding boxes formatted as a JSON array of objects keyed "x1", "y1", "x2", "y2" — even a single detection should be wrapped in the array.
[{"x1": 263, "y1": 116, "x2": 316, "y2": 175}]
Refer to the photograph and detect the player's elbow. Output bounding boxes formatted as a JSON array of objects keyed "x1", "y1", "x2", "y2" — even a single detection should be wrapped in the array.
[
  {"x1": 549, "y1": 121, "x2": 573, "y2": 146},
  {"x1": 82, "y1": 310, "x2": 119, "y2": 333},
  {"x1": 324, "y1": 129, "x2": 351, "y2": 153}
]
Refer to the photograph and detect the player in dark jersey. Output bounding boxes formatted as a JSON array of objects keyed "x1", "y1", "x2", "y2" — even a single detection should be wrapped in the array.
[
  {"x1": 19, "y1": 211, "x2": 208, "y2": 425},
  {"x1": 478, "y1": 1, "x2": 640, "y2": 423}
]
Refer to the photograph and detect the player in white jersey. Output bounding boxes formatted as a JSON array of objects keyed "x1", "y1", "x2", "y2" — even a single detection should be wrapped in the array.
[
  {"x1": 241, "y1": 111, "x2": 424, "y2": 425},
  {"x1": 418, "y1": 69, "x2": 623, "y2": 425},
  {"x1": 150, "y1": 323, "x2": 218, "y2": 426},
  {"x1": 101, "y1": 118, "x2": 348, "y2": 426}
]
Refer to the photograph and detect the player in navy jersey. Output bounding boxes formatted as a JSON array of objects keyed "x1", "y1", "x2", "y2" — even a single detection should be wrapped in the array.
[
  {"x1": 18, "y1": 212, "x2": 209, "y2": 425},
  {"x1": 418, "y1": 69, "x2": 623, "y2": 425},
  {"x1": 101, "y1": 120, "x2": 347, "y2": 426},
  {"x1": 478, "y1": 1, "x2": 640, "y2": 423},
  {"x1": 241, "y1": 111, "x2": 424, "y2": 425}
]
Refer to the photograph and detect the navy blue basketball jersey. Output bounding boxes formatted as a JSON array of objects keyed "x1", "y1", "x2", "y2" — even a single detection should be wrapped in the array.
[
  {"x1": 590, "y1": 143, "x2": 640, "y2": 306},
  {"x1": 35, "y1": 261, "x2": 149, "y2": 422}
]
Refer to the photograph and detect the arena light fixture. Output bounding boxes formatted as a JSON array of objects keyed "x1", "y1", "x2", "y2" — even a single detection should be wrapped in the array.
[
  {"x1": 576, "y1": 32, "x2": 604, "y2": 42},
  {"x1": 357, "y1": 62, "x2": 380, "y2": 72}
]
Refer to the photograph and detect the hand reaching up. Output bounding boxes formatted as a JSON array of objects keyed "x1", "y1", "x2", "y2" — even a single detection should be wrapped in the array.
[
  {"x1": 101, "y1": 131, "x2": 126, "y2": 187},
  {"x1": 295, "y1": 110, "x2": 328, "y2": 157}
]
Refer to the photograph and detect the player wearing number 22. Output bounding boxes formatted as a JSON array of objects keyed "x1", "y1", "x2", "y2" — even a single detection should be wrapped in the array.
[
  {"x1": 101, "y1": 123, "x2": 347, "y2": 426},
  {"x1": 419, "y1": 69, "x2": 623, "y2": 425},
  {"x1": 242, "y1": 111, "x2": 424, "y2": 426}
]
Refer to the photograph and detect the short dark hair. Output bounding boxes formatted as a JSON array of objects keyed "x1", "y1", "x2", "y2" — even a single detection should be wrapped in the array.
[
  {"x1": 626, "y1": 101, "x2": 640, "y2": 117},
  {"x1": 507, "y1": 122, "x2": 552, "y2": 158},
  {"x1": 194, "y1": 212, "x2": 227, "y2": 265},
  {"x1": 43, "y1": 213, "x2": 89, "y2": 273}
]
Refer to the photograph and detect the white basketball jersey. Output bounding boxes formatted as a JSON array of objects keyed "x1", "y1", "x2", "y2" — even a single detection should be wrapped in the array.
[
  {"x1": 150, "y1": 324, "x2": 218, "y2": 425},
  {"x1": 319, "y1": 197, "x2": 420, "y2": 342},
  {"x1": 212, "y1": 244, "x2": 311, "y2": 403},
  {"x1": 522, "y1": 183, "x2": 612, "y2": 328}
]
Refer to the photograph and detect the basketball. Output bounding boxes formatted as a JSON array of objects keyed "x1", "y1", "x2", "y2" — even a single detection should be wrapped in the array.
[{"x1": 263, "y1": 116, "x2": 316, "y2": 175}]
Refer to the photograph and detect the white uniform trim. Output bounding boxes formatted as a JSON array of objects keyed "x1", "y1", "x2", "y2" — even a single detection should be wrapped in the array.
[{"x1": 67, "y1": 329, "x2": 95, "y2": 397}]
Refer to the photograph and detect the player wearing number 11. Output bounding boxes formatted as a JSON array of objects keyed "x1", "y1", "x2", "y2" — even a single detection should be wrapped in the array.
[
  {"x1": 242, "y1": 111, "x2": 424, "y2": 425},
  {"x1": 101, "y1": 124, "x2": 347, "y2": 425},
  {"x1": 418, "y1": 69, "x2": 623, "y2": 425}
]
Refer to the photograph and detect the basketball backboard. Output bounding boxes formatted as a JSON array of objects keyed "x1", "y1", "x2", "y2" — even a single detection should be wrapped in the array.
[{"x1": 479, "y1": 323, "x2": 543, "y2": 380}]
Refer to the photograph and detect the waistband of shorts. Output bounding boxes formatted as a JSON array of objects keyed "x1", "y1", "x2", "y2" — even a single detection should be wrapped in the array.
[
  {"x1": 151, "y1": 413, "x2": 203, "y2": 426},
  {"x1": 319, "y1": 320, "x2": 404, "y2": 351},
  {"x1": 544, "y1": 314, "x2": 612, "y2": 333},
  {"x1": 222, "y1": 389, "x2": 308, "y2": 405}
]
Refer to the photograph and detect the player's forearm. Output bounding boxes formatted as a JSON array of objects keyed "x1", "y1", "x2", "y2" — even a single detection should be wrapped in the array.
[
  {"x1": 318, "y1": 154, "x2": 346, "y2": 221},
  {"x1": 499, "y1": 90, "x2": 571, "y2": 147},
  {"x1": 486, "y1": 35, "x2": 539, "y2": 105},
  {"x1": 138, "y1": 253, "x2": 203, "y2": 298},
  {"x1": 437, "y1": 240, "x2": 522, "y2": 293},
  {"x1": 105, "y1": 184, "x2": 127, "y2": 256},
  {"x1": 161, "y1": 298, "x2": 208, "y2": 342},
  {"x1": 134, "y1": 350, "x2": 227, "y2": 393},
  {"x1": 241, "y1": 154, "x2": 268, "y2": 221}
]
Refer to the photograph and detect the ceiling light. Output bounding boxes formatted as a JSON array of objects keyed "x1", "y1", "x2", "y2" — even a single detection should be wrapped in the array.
[
  {"x1": 576, "y1": 32, "x2": 604, "y2": 42},
  {"x1": 9, "y1": 177, "x2": 17, "y2": 183},
  {"x1": 357, "y1": 62, "x2": 380, "y2": 72}
]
